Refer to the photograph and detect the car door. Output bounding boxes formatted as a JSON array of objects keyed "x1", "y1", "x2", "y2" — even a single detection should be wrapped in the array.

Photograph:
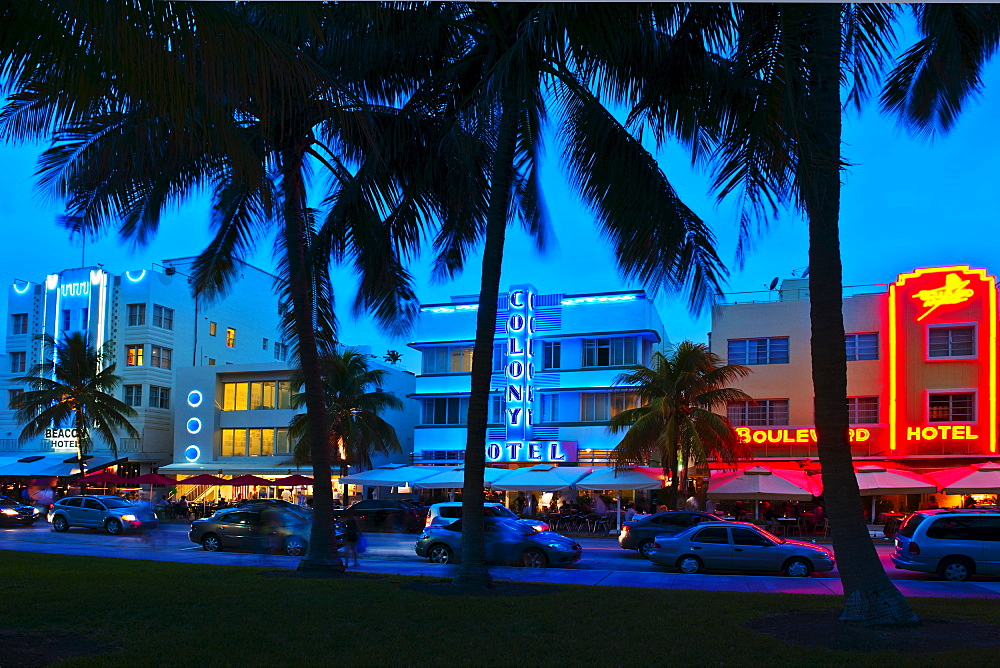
[
  {"x1": 975, "y1": 517, "x2": 1000, "y2": 575},
  {"x1": 730, "y1": 527, "x2": 781, "y2": 572},
  {"x1": 226, "y1": 511, "x2": 261, "y2": 548},
  {"x1": 59, "y1": 498, "x2": 83, "y2": 524},
  {"x1": 79, "y1": 498, "x2": 107, "y2": 528},
  {"x1": 687, "y1": 526, "x2": 733, "y2": 569}
]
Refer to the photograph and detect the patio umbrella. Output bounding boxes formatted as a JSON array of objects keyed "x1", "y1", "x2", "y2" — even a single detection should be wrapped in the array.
[
  {"x1": 131, "y1": 473, "x2": 177, "y2": 485},
  {"x1": 853, "y1": 464, "x2": 936, "y2": 522},
  {"x1": 490, "y1": 465, "x2": 594, "y2": 492},
  {"x1": 229, "y1": 474, "x2": 274, "y2": 487},
  {"x1": 576, "y1": 467, "x2": 663, "y2": 532},
  {"x1": 177, "y1": 474, "x2": 228, "y2": 486},
  {"x1": 707, "y1": 465, "x2": 821, "y2": 519},
  {"x1": 338, "y1": 464, "x2": 454, "y2": 488},
  {"x1": 926, "y1": 462, "x2": 1000, "y2": 495},
  {"x1": 78, "y1": 470, "x2": 129, "y2": 485},
  {"x1": 273, "y1": 474, "x2": 314, "y2": 486},
  {"x1": 412, "y1": 467, "x2": 513, "y2": 489}
]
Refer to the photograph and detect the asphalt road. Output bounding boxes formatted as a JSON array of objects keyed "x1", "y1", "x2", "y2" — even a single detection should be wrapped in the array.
[{"x1": 0, "y1": 519, "x2": 931, "y2": 580}]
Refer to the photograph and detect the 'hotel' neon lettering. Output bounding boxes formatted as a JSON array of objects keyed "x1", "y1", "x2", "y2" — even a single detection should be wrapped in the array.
[{"x1": 906, "y1": 425, "x2": 979, "y2": 441}]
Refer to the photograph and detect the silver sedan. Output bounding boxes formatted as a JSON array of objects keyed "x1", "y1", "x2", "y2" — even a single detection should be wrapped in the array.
[{"x1": 647, "y1": 521, "x2": 835, "y2": 577}]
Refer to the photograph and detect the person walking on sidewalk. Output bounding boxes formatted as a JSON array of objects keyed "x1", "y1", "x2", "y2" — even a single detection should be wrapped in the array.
[{"x1": 344, "y1": 515, "x2": 362, "y2": 567}]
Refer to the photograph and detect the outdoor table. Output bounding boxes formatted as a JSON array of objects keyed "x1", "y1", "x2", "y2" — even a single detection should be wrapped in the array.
[{"x1": 774, "y1": 517, "x2": 799, "y2": 536}]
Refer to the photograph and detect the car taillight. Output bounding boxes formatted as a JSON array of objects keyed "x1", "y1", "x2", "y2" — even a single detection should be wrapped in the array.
[
  {"x1": 908, "y1": 542, "x2": 920, "y2": 555},
  {"x1": 651, "y1": 542, "x2": 660, "y2": 549},
  {"x1": 424, "y1": 515, "x2": 431, "y2": 528},
  {"x1": 622, "y1": 526, "x2": 630, "y2": 533}
]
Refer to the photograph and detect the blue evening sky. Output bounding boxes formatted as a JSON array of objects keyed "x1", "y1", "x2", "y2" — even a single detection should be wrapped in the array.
[{"x1": 3, "y1": 58, "x2": 1000, "y2": 367}]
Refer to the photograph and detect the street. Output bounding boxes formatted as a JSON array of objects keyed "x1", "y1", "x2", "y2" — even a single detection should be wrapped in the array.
[{"x1": 0, "y1": 519, "x2": 929, "y2": 580}]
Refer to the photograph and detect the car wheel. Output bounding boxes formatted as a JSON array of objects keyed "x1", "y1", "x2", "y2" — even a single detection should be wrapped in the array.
[
  {"x1": 52, "y1": 515, "x2": 69, "y2": 532},
  {"x1": 201, "y1": 533, "x2": 223, "y2": 552},
  {"x1": 427, "y1": 544, "x2": 454, "y2": 564},
  {"x1": 520, "y1": 548, "x2": 548, "y2": 568},
  {"x1": 105, "y1": 518, "x2": 123, "y2": 535},
  {"x1": 783, "y1": 557, "x2": 812, "y2": 577},
  {"x1": 284, "y1": 536, "x2": 307, "y2": 557},
  {"x1": 637, "y1": 540, "x2": 655, "y2": 558},
  {"x1": 938, "y1": 557, "x2": 974, "y2": 582},
  {"x1": 677, "y1": 555, "x2": 702, "y2": 574}
]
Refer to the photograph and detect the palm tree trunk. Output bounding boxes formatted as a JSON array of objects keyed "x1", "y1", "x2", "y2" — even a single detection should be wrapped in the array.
[
  {"x1": 76, "y1": 408, "x2": 86, "y2": 492},
  {"x1": 280, "y1": 140, "x2": 343, "y2": 573},
  {"x1": 801, "y1": 3, "x2": 915, "y2": 626},
  {"x1": 454, "y1": 100, "x2": 519, "y2": 590}
]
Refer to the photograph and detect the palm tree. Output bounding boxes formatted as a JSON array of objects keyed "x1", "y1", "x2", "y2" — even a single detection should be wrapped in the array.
[
  {"x1": 623, "y1": 3, "x2": 1000, "y2": 625},
  {"x1": 12, "y1": 332, "x2": 139, "y2": 478},
  {"x1": 288, "y1": 348, "x2": 404, "y2": 480},
  {"x1": 609, "y1": 342, "x2": 753, "y2": 510}
]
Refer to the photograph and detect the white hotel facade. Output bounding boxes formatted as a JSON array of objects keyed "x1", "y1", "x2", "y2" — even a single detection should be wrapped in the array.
[{"x1": 409, "y1": 284, "x2": 666, "y2": 466}]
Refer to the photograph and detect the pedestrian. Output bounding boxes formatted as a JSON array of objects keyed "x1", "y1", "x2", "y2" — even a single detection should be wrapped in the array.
[
  {"x1": 624, "y1": 503, "x2": 637, "y2": 523},
  {"x1": 295, "y1": 486, "x2": 307, "y2": 506},
  {"x1": 705, "y1": 497, "x2": 717, "y2": 515},
  {"x1": 344, "y1": 515, "x2": 362, "y2": 567},
  {"x1": 685, "y1": 494, "x2": 699, "y2": 511}
]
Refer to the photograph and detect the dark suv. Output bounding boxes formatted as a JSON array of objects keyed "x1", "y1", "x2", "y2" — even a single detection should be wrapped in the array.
[
  {"x1": 891, "y1": 509, "x2": 1000, "y2": 581},
  {"x1": 619, "y1": 511, "x2": 722, "y2": 557},
  {"x1": 337, "y1": 500, "x2": 426, "y2": 532}
]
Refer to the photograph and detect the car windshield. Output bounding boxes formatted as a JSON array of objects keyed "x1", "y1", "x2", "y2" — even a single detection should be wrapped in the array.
[
  {"x1": 496, "y1": 520, "x2": 536, "y2": 537},
  {"x1": 754, "y1": 526, "x2": 786, "y2": 544},
  {"x1": 0, "y1": 496, "x2": 18, "y2": 506},
  {"x1": 101, "y1": 498, "x2": 134, "y2": 509},
  {"x1": 489, "y1": 506, "x2": 519, "y2": 520}
]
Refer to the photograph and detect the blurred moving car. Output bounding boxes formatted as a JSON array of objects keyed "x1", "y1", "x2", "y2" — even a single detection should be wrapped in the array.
[
  {"x1": 0, "y1": 496, "x2": 41, "y2": 526},
  {"x1": 48, "y1": 495, "x2": 158, "y2": 534},
  {"x1": 336, "y1": 500, "x2": 426, "y2": 532},
  {"x1": 891, "y1": 509, "x2": 1000, "y2": 581},
  {"x1": 647, "y1": 521, "x2": 835, "y2": 577},
  {"x1": 618, "y1": 511, "x2": 721, "y2": 557},
  {"x1": 424, "y1": 502, "x2": 548, "y2": 532},
  {"x1": 189, "y1": 506, "x2": 343, "y2": 556},
  {"x1": 415, "y1": 517, "x2": 582, "y2": 568}
]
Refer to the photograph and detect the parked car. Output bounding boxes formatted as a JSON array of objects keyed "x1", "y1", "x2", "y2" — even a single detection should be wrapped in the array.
[
  {"x1": 189, "y1": 506, "x2": 342, "y2": 556},
  {"x1": 618, "y1": 511, "x2": 721, "y2": 556},
  {"x1": 891, "y1": 509, "x2": 1000, "y2": 581},
  {"x1": 0, "y1": 496, "x2": 40, "y2": 526},
  {"x1": 336, "y1": 500, "x2": 426, "y2": 532},
  {"x1": 48, "y1": 495, "x2": 158, "y2": 534},
  {"x1": 415, "y1": 517, "x2": 582, "y2": 567},
  {"x1": 424, "y1": 502, "x2": 548, "y2": 532},
  {"x1": 237, "y1": 498, "x2": 312, "y2": 521},
  {"x1": 647, "y1": 521, "x2": 836, "y2": 576}
]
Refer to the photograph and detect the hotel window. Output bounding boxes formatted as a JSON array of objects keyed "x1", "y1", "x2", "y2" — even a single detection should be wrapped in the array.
[
  {"x1": 222, "y1": 427, "x2": 290, "y2": 457},
  {"x1": 727, "y1": 399, "x2": 790, "y2": 426},
  {"x1": 61, "y1": 309, "x2": 71, "y2": 332},
  {"x1": 846, "y1": 333, "x2": 878, "y2": 361},
  {"x1": 150, "y1": 345, "x2": 172, "y2": 370},
  {"x1": 929, "y1": 393, "x2": 975, "y2": 422},
  {"x1": 848, "y1": 396, "x2": 879, "y2": 424},
  {"x1": 928, "y1": 326, "x2": 975, "y2": 358},
  {"x1": 9, "y1": 352, "x2": 26, "y2": 374},
  {"x1": 123, "y1": 384, "x2": 142, "y2": 407},
  {"x1": 489, "y1": 394, "x2": 506, "y2": 423},
  {"x1": 581, "y1": 391, "x2": 640, "y2": 422},
  {"x1": 262, "y1": 338, "x2": 269, "y2": 350},
  {"x1": 11, "y1": 313, "x2": 28, "y2": 335},
  {"x1": 209, "y1": 321, "x2": 217, "y2": 336},
  {"x1": 539, "y1": 393, "x2": 559, "y2": 422},
  {"x1": 152, "y1": 304, "x2": 174, "y2": 330},
  {"x1": 226, "y1": 327, "x2": 236, "y2": 347},
  {"x1": 422, "y1": 345, "x2": 474, "y2": 374},
  {"x1": 222, "y1": 381, "x2": 291, "y2": 411},
  {"x1": 582, "y1": 337, "x2": 638, "y2": 367},
  {"x1": 274, "y1": 342, "x2": 287, "y2": 361},
  {"x1": 727, "y1": 337, "x2": 789, "y2": 365},
  {"x1": 208, "y1": 358, "x2": 216, "y2": 366},
  {"x1": 421, "y1": 397, "x2": 469, "y2": 425},
  {"x1": 542, "y1": 341, "x2": 561, "y2": 370},
  {"x1": 148, "y1": 385, "x2": 170, "y2": 409},
  {"x1": 127, "y1": 304, "x2": 146, "y2": 326},
  {"x1": 125, "y1": 345, "x2": 143, "y2": 367},
  {"x1": 492, "y1": 343, "x2": 507, "y2": 372},
  {"x1": 8, "y1": 389, "x2": 23, "y2": 409}
]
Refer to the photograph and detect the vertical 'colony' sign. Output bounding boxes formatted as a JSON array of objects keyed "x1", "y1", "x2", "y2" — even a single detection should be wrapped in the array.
[{"x1": 505, "y1": 285, "x2": 535, "y2": 443}]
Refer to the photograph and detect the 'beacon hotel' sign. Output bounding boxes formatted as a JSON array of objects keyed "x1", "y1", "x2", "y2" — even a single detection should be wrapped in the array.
[{"x1": 486, "y1": 284, "x2": 577, "y2": 463}]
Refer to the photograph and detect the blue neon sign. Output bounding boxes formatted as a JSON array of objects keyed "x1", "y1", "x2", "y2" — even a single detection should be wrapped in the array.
[
  {"x1": 486, "y1": 440, "x2": 578, "y2": 464},
  {"x1": 505, "y1": 285, "x2": 535, "y2": 441}
]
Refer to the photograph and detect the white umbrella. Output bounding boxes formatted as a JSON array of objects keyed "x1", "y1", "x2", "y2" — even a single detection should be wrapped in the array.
[
  {"x1": 854, "y1": 464, "x2": 936, "y2": 523},
  {"x1": 338, "y1": 464, "x2": 454, "y2": 488},
  {"x1": 707, "y1": 466, "x2": 821, "y2": 519},
  {"x1": 576, "y1": 467, "x2": 663, "y2": 532},
  {"x1": 490, "y1": 464, "x2": 593, "y2": 492},
  {"x1": 412, "y1": 467, "x2": 514, "y2": 489},
  {"x1": 927, "y1": 462, "x2": 1000, "y2": 495}
]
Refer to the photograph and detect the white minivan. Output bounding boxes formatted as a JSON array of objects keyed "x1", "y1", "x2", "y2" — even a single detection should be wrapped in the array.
[{"x1": 424, "y1": 502, "x2": 549, "y2": 532}]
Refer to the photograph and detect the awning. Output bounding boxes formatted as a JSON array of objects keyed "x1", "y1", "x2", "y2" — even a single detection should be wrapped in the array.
[
  {"x1": 707, "y1": 465, "x2": 821, "y2": 501},
  {"x1": 575, "y1": 467, "x2": 663, "y2": 491},
  {"x1": 0, "y1": 454, "x2": 123, "y2": 478},
  {"x1": 338, "y1": 464, "x2": 454, "y2": 487},
  {"x1": 159, "y1": 463, "x2": 305, "y2": 475},
  {"x1": 490, "y1": 465, "x2": 594, "y2": 492},
  {"x1": 926, "y1": 462, "x2": 1000, "y2": 494},
  {"x1": 412, "y1": 467, "x2": 514, "y2": 489},
  {"x1": 853, "y1": 465, "x2": 936, "y2": 496}
]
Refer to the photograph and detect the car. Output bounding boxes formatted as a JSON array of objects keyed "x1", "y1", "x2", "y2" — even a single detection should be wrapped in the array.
[
  {"x1": 336, "y1": 499, "x2": 426, "y2": 532},
  {"x1": 647, "y1": 521, "x2": 836, "y2": 577},
  {"x1": 47, "y1": 495, "x2": 158, "y2": 534},
  {"x1": 414, "y1": 516, "x2": 582, "y2": 568},
  {"x1": 0, "y1": 496, "x2": 41, "y2": 526},
  {"x1": 618, "y1": 511, "x2": 722, "y2": 557},
  {"x1": 424, "y1": 502, "x2": 549, "y2": 532},
  {"x1": 189, "y1": 506, "x2": 342, "y2": 556},
  {"x1": 237, "y1": 498, "x2": 313, "y2": 521},
  {"x1": 890, "y1": 509, "x2": 1000, "y2": 581}
]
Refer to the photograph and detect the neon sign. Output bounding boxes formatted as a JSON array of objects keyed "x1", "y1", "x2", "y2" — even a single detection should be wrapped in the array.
[
  {"x1": 913, "y1": 273, "x2": 975, "y2": 321},
  {"x1": 486, "y1": 441, "x2": 577, "y2": 463},
  {"x1": 561, "y1": 294, "x2": 637, "y2": 305},
  {"x1": 59, "y1": 281, "x2": 90, "y2": 298},
  {"x1": 12, "y1": 281, "x2": 30, "y2": 294},
  {"x1": 44, "y1": 427, "x2": 85, "y2": 449},
  {"x1": 735, "y1": 427, "x2": 872, "y2": 445},
  {"x1": 906, "y1": 425, "x2": 978, "y2": 441},
  {"x1": 505, "y1": 285, "x2": 536, "y2": 442}
]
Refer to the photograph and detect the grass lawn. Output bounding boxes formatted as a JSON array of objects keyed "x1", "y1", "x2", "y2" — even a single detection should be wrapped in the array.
[{"x1": 2, "y1": 551, "x2": 998, "y2": 666}]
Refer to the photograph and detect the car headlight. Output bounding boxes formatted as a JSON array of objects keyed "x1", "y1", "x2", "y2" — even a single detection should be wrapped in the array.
[
  {"x1": 1, "y1": 508, "x2": 17, "y2": 516},
  {"x1": 120, "y1": 514, "x2": 137, "y2": 522},
  {"x1": 32, "y1": 507, "x2": 40, "y2": 514},
  {"x1": 546, "y1": 542, "x2": 572, "y2": 551}
]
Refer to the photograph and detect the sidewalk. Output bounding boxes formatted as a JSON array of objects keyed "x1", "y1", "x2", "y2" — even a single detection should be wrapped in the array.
[{"x1": 3, "y1": 538, "x2": 998, "y2": 599}]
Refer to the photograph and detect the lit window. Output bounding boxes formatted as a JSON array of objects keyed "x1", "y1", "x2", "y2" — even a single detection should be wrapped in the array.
[
  {"x1": 152, "y1": 304, "x2": 174, "y2": 330},
  {"x1": 127, "y1": 304, "x2": 146, "y2": 327},
  {"x1": 848, "y1": 396, "x2": 879, "y2": 424},
  {"x1": 150, "y1": 345, "x2": 172, "y2": 370},
  {"x1": 421, "y1": 345, "x2": 474, "y2": 373},
  {"x1": 226, "y1": 327, "x2": 236, "y2": 347},
  {"x1": 582, "y1": 337, "x2": 638, "y2": 367},
  {"x1": 221, "y1": 427, "x2": 289, "y2": 457},
  {"x1": 728, "y1": 338, "x2": 789, "y2": 365},
  {"x1": 208, "y1": 358, "x2": 216, "y2": 366},
  {"x1": 148, "y1": 385, "x2": 170, "y2": 409},
  {"x1": 846, "y1": 333, "x2": 878, "y2": 361},
  {"x1": 9, "y1": 352, "x2": 26, "y2": 374},
  {"x1": 11, "y1": 313, "x2": 28, "y2": 335},
  {"x1": 928, "y1": 326, "x2": 975, "y2": 358},
  {"x1": 123, "y1": 385, "x2": 143, "y2": 407},
  {"x1": 581, "y1": 391, "x2": 640, "y2": 421},
  {"x1": 126, "y1": 345, "x2": 143, "y2": 367},
  {"x1": 209, "y1": 322, "x2": 217, "y2": 336},
  {"x1": 929, "y1": 393, "x2": 975, "y2": 422},
  {"x1": 727, "y1": 399, "x2": 790, "y2": 426}
]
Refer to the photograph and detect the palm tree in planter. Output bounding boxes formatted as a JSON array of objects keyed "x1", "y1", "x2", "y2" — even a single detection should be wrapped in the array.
[
  {"x1": 12, "y1": 332, "x2": 139, "y2": 479},
  {"x1": 609, "y1": 342, "x2": 753, "y2": 510}
]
